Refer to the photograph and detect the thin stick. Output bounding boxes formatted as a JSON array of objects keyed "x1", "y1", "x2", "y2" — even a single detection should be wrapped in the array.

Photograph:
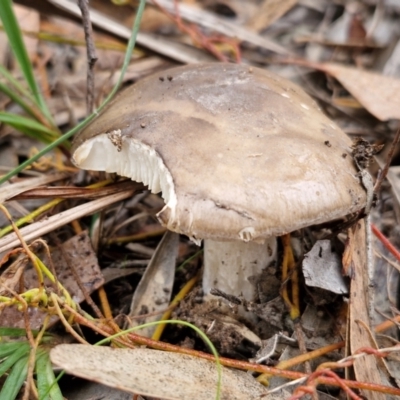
[
  {"x1": 371, "y1": 223, "x2": 400, "y2": 262},
  {"x1": 51, "y1": 293, "x2": 89, "y2": 345}
]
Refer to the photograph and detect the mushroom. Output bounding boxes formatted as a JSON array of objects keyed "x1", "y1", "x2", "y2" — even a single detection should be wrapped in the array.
[{"x1": 71, "y1": 63, "x2": 367, "y2": 306}]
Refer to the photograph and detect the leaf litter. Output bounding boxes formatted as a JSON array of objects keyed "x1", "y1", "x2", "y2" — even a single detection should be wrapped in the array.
[{"x1": 2, "y1": 0, "x2": 400, "y2": 399}]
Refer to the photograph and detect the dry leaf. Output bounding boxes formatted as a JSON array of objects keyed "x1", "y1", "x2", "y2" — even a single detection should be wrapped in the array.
[
  {"x1": 127, "y1": 231, "x2": 179, "y2": 337},
  {"x1": 319, "y1": 63, "x2": 400, "y2": 121},
  {"x1": 302, "y1": 239, "x2": 348, "y2": 294},
  {"x1": 50, "y1": 344, "x2": 289, "y2": 400}
]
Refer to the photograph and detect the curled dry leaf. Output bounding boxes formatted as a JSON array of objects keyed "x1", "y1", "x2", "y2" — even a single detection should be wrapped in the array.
[{"x1": 50, "y1": 344, "x2": 290, "y2": 400}]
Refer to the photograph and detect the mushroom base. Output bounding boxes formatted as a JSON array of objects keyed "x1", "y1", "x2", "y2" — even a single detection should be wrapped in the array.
[{"x1": 203, "y1": 238, "x2": 277, "y2": 302}]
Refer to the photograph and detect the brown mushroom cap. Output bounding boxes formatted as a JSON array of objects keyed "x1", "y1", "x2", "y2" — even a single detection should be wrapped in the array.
[{"x1": 72, "y1": 63, "x2": 366, "y2": 242}]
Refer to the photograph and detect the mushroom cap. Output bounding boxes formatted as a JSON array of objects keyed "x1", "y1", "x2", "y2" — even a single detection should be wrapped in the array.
[{"x1": 72, "y1": 63, "x2": 366, "y2": 242}]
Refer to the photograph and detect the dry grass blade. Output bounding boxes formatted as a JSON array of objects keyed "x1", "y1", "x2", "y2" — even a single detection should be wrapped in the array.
[
  {"x1": 0, "y1": 173, "x2": 68, "y2": 203},
  {"x1": 9, "y1": 181, "x2": 143, "y2": 200},
  {"x1": 0, "y1": 189, "x2": 138, "y2": 253}
]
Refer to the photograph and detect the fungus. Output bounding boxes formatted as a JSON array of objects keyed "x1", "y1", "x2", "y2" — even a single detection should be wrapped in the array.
[{"x1": 72, "y1": 63, "x2": 367, "y2": 305}]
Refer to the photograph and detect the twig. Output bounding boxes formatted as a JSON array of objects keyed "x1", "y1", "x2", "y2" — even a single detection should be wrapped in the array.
[
  {"x1": 78, "y1": 0, "x2": 98, "y2": 114},
  {"x1": 51, "y1": 293, "x2": 89, "y2": 345},
  {"x1": 371, "y1": 223, "x2": 400, "y2": 262}
]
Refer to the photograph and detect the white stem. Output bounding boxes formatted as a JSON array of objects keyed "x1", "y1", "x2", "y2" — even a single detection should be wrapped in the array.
[{"x1": 202, "y1": 238, "x2": 277, "y2": 301}]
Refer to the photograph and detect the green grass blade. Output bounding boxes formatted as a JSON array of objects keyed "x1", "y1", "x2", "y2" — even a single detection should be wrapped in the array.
[
  {"x1": 0, "y1": 64, "x2": 37, "y2": 103},
  {"x1": 0, "y1": 80, "x2": 34, "y2": 112},
  {"x1": 0, "y1": 342, "x2": 27, "y2": 359},
  {"x1": 36, "y1": 350, "x2": 63, "y2": 400},
  {"x1": 105, "y1": 0, "x2": 146, "y2": 101},
  {"x1": 0, "y1": 0, "x2": 53, "y2": 123},
  {"x1": 0, "y1": 342, "x2": 30, "y2": 377},
  {"x1": 0, "y1": 354, "x2": 29, "y2": 400},
  {"x1": 0, "y1": 80, "x2": 56, "y2": 130},
  {"x1": 0, "y1": 113, "x2": 92, "y2": 184},
  {"x1": 0, "y1": 327, "x2": 49, "y2": 340},
  {"x1": 0, "y1": 64, "x2": 61, "y2": 133},
  {"x1": 0, "y1": 327, "x2": 34, "y2": 337},
  {"x1": 0, "y1": 112, "x2": 61, "y2": 143}
]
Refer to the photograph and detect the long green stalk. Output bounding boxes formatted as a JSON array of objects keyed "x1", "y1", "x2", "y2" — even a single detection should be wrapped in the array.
[{"x1": 0, "y1": 0, "x2": 54, "y2": 123}]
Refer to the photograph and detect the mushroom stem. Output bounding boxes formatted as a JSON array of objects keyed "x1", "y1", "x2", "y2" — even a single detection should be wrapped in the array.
[{"x1": 202, "y1": 237, "x2": 277, "y2": 302}]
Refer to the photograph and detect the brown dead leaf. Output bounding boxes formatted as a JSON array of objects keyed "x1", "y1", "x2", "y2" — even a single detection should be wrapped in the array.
[
  {"x1": 346, "y1": 220, "x2": 386, "y2": 400},
  {"x1": 319, "y1": 63, "x2": 400, "y2": 121},
  {"x1": 127, "y1": 231, "x2": 178, "y2": 337}
]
